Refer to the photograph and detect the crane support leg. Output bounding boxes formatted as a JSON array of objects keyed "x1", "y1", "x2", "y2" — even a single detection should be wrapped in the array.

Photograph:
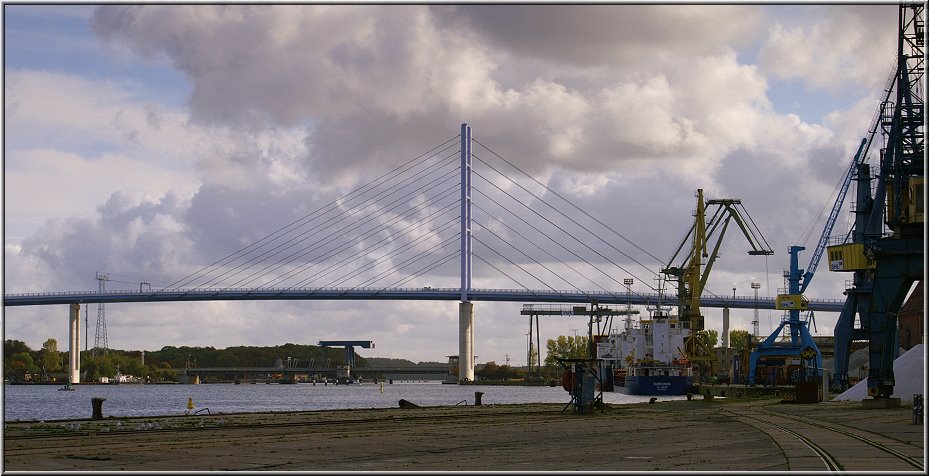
[
  {"x1": 832, "y1": 292, "x2": 869, "y2": 391},
  {"x1": 865, "y1": 239, "x2": 922, "y2": 398}
]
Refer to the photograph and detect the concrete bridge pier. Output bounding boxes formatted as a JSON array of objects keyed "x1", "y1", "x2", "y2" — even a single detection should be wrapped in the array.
[
  {"x1": 459, "y1": 302, "x2": 474, "y2": 382},
  {"x1": 68, "y1": 303, "x2": 81, "y2": 384}
]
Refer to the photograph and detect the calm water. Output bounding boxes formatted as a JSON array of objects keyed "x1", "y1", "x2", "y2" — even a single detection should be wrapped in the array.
[{"x1": 3, "y1": 382, "x2": 685, "y2": 421}]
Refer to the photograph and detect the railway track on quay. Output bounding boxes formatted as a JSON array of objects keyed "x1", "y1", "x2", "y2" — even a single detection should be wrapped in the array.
[{"x1": 723, "y1": 400, "x2": 925, "y2": 472}]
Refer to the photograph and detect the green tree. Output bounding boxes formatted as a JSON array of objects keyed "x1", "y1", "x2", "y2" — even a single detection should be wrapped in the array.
[
  {"x1": 477, "y1": 361, "x2": 500, "y2": 380},
  {"x1": 152, "y1": 362, "x2": 178, "y2": 382},
  {"x1": 730, "y1": 329, "x2": 753, "y2": 351},
  {"x1": 477, "y1": 361, "x2": 524, "y2": 380},
  {"x1": 705, "y1": 330, "x2": 719, "y2": 348},
  {"x1": 543, "y1": 335, "x2": 589, "y2": 368},
  {"x1": 4, "y1": 339, "x2": 33, "y2": 359},
  {"x1": 6, "y1": 352, "x2": 39, "y2": 379},
  {"x1": 38, "y1": 338, "x2": 62, "y2": 372}
]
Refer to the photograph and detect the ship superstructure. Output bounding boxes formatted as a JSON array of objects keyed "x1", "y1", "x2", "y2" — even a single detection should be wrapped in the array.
[{"x1": 598, "y1": 305, "x2": 694, "y2": 395}]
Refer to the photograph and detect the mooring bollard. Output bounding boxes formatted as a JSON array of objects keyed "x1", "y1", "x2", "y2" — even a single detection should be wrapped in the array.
[
  {"x1": 474, "y1": 391, "x2": 484, "y2": 406},
  {"x1": 91, "y1": 397, "x2": 106, "y2": 420},
  {"x1": 913, "y1": 394, "x2": 923, "y2": 425}
]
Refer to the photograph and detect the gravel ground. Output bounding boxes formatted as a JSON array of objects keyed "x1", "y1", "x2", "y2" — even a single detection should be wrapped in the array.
[{"x1": 2, "y1": 397, "x2": 924, "y2": 472}]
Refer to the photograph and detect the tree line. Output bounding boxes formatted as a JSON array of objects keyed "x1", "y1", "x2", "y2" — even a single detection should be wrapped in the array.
[
  {"x1": 3, "y1": 340, "x2": 366, "y2": 383},
  {"x1": 6, "y1": 329, "x2": 756, "y2": 383}
]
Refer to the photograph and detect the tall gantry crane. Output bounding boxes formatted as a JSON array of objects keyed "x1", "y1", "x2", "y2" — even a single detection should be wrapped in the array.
[
  {"x1": 661, "y1": 189, "x2": 773, "y2": 380},
  {"x1": 829, "y1": 3, "x2": 924, "y2": 399}
]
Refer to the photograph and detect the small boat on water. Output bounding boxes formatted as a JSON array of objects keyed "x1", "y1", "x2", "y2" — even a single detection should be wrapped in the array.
[{"x1": 58, "y1": 382, "x2": 76, "y2": 391}]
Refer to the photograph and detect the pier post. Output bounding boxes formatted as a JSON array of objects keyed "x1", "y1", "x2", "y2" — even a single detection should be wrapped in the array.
[
  {"x1": 459, "y1": 302, "x2": 474, "y2": 382},
  {"x1": 69, "y1": 304, "x2": 81, "y2": 384}
]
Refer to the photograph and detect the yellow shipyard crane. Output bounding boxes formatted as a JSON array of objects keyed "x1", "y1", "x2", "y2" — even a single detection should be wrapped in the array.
[{"x1": 661, "y1": 189, "x2": 773, "y2": 380}]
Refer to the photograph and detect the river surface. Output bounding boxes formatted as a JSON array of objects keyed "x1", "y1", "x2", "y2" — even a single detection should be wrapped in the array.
[{"x1": 3, "y1": 382, "x2": 686, "y2": 421}]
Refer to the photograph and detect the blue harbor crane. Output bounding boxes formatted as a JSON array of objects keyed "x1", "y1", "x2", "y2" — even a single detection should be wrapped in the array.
[
  {"x1": 829, "y1": 4, "x2": 924, "y2": 401},
  {"x1": 747, "y1": 138, "x2": 868, "y2": 386}
]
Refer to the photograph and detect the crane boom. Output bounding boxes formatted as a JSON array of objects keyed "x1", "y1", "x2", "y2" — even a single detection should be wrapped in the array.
[
  {"x1": 799, "y1": 62, "x2": 897, "y2": 295},
  {"x1": 800, "y1": 137, "x2": 867, "y2": 294}
]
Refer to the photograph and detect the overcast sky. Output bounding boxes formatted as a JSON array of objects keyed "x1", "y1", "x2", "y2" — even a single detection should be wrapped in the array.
[{"x1": 2, "y1": 3, "x2": 905, "y2": 366}]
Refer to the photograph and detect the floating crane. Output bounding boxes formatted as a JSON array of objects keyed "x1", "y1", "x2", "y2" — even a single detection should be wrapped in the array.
[
  {"x1": 661, "y1": 189, "x2": 773, "y2": 381},
  {"x1": 747, "y1": 138, "x2": 868, "y2": 387},
  {"x1": 829, "y1": 4, "x2": 924, "y2": 400}
]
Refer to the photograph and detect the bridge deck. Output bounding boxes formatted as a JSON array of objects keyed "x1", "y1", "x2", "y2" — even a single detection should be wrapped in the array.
[{"x1": 2, "y1": 287, "x2": 845, "y2": 311}]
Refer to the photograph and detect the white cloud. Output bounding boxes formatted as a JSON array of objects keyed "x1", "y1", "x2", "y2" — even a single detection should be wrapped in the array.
[
  {"x1": 758, "y1": 5, "x2": 897, "y2": 92},
  {"x1": 2, "y1": 4, "x2": 892, "y2": 365},
  {"x1": 87, "y1": 5, "x2": 786, "y2": 180},
  {"x1": 3, "y1": 149, "x2": 189, "y2": 242}
]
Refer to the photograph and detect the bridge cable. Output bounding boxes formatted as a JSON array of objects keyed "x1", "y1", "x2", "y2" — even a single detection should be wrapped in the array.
[
  {"x1": 470, "y1": 217, "x2": 591, "y2": 297},
  {"x1": 386, "y1": 250, "x2": 462, "y2": 289},
  {"x1": 471, "y1": 190, "x2": 650, "y2": 302},
  {"x1": 471, "y1": 154, "x2": 660, "y2": 290},
  {"x1": 471, "y1": 252, "x2": 537, "y2": 296},
  {"x1": 280, "y1": 201, "x2": 461, "y2": 289},
  {"x1": 299, "y1": 214, "x2": 461, "y2": 289},
  {"x1": 471, "y1": 235, "x2": 560, "y2": 294},
  {"x1": 202, "y1": 154, "x2": 458, "y2": 288},
  {"x1": 471, "y1": 162, "x2": 660, "y2": 293},
  {"x1": 223, "y1": 179, "x2": 458, "y2": 291},
  {"x1": 168, "y1": 136, "x2": 459, "y2": 289},
  {"x1": 167, "y1": 135, "x2": 460, "y2": 289},
  {"x1": 344, "y1": 233, "x2": 462, "y2": 289},
  {"x1": 251, "y1": 185, "x2": 461, "y2": 289},
  {"x1": 473, "y1": 138, "x2": 665, "y2": 266},
  {"x1": 211, "y1": 159, "x2": 460, "y2": 289},
  {"x1": 471, "y1": 199, "x2": 610, "y2": 294}
]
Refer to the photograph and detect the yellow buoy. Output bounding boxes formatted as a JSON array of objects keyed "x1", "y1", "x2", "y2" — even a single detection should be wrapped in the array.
[{"x1": 187, "y1": 397, "x2": 194, "y2": 410}]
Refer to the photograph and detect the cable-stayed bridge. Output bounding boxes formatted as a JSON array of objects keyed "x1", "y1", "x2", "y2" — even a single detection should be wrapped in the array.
[{"x1": 3, "y1": 124, "x2": 844, "y2": 384}]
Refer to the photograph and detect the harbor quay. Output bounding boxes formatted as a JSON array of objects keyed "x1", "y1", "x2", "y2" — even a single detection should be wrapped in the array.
[{"x1": 3, "y1": 397, "x2": 924, "y2": 472}]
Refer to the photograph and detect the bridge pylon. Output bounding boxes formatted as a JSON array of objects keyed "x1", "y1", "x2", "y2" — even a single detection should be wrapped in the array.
[
  {"x1": 68, "y1": 303, "x2": 81, "y2": 384},
  {"x1": 457, "y1": 123, "x2": 476, "y2": 383},
  {"x1": 459, "y1": 301, "x2": 474, "y2": 382}
]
